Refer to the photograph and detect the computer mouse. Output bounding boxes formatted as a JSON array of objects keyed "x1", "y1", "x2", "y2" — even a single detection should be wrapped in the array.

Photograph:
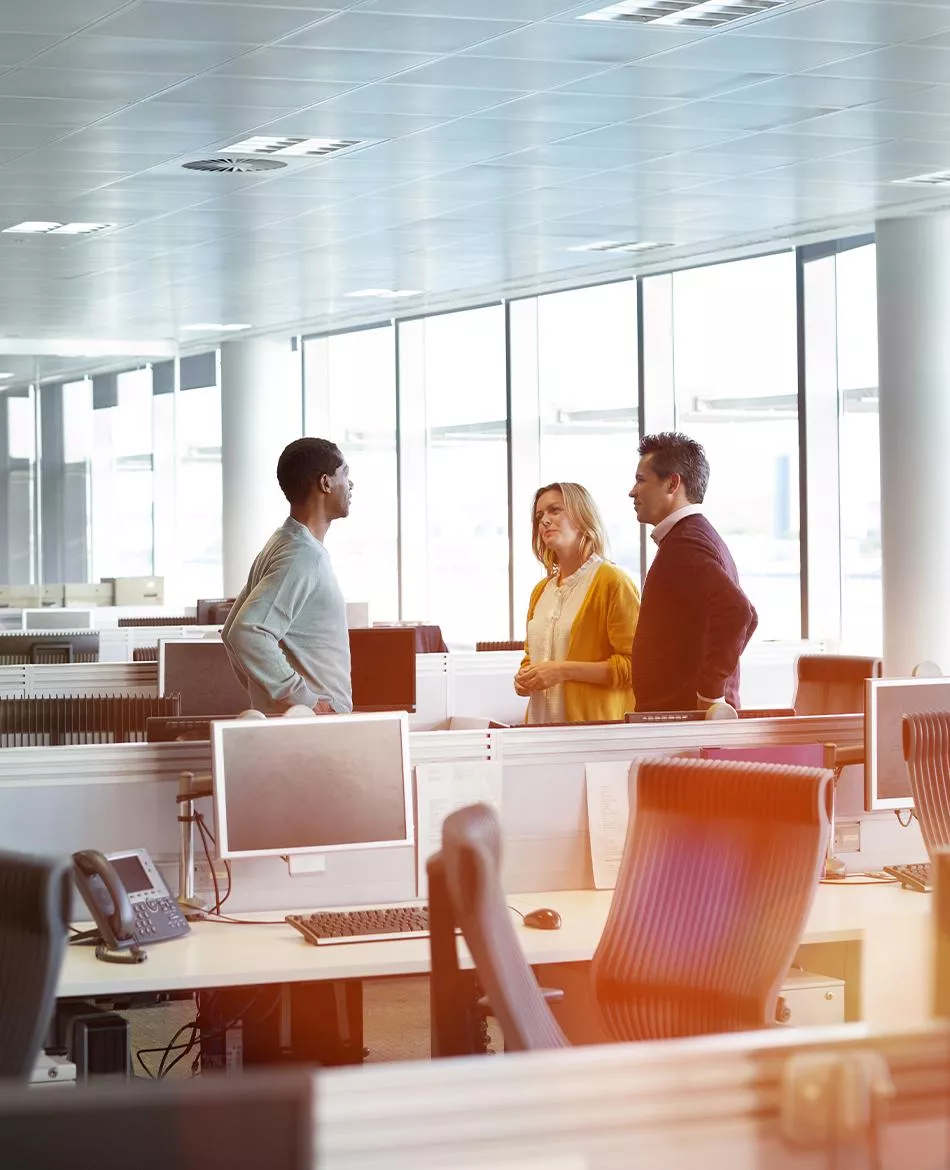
[{"x1": 523, "y1": 907, "x2": 562, "y2": 931}]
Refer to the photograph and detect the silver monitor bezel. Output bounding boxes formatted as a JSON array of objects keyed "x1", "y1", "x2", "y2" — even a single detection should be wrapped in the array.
[
  {"x1": 210, "y1": 710, "x2": 414, "y2": 860},
  {"x1": 865, "y1": 676, "x2": 950, "y2": 811}
]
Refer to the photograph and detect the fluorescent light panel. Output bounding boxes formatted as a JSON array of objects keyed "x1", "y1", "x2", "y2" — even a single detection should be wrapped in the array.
[
  {"x1": 892, "y1": 170, "x2": 950, "y2": 186},
  {"x1": 345, "y1": 288, "x2": 422, "y2": 299},
  {"x1": 224, "y1": 135, "x2": 363, "y2": 158},
  {"x1": 579, "y1": 0, "x2": 788, "y2": 27},
  {"x1": 182, "y1": 323, "x2": 252, "y2": 332},
  {"x1": 569, "y1": 240, "x2": 668, "y2": 253},
  {"x1": 0, "y1": 373, "x2": 14, "y2": 380},
  {"x1": 2, "y1": 221, "x2": 115, "y2": 235}
]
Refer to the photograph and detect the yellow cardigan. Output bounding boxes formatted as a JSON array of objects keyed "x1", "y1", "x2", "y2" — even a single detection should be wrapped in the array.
[{"x1": 521, "y1": 561, "x2": 640, "y2": 723}]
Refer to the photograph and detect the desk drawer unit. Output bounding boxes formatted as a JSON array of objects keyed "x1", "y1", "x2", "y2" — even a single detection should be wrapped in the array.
[{"x1": 780, "y1": 970, "x2": 845, "y2": 1027}]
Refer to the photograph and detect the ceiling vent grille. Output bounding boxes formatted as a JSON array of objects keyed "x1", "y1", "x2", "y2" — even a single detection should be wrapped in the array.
[
  {"x1": 223, "y1": 135, "x2": 364, "y2": 158},
  {"x1": 181, "y1": 157, "x2": 287, "y2": 174},
  {"x1": 893, "y1": 170, "x2": 950, "y2": 186},
  {"x1": 580, "y1": 0, "x2": 788, "y2": 27}
]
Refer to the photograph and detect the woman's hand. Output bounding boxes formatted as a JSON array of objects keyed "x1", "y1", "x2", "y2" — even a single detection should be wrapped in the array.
[{"x1": 516, "y1": 661, "x2": 566, "y2": 693}]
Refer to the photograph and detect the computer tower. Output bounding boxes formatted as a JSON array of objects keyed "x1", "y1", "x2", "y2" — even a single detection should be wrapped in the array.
[{"x1": 53, "y1": 1002, "x2": 130, "y2": 1082}]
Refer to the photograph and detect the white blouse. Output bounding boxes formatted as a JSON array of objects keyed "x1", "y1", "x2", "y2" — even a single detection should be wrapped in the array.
[{"x1": 525, "y1": 555, "x2": 602, "y2": 725}]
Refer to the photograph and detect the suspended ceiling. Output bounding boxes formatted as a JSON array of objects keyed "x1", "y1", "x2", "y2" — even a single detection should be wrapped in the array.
[{"x1": 3, "y1": 0, "x2": 950, "y2": 365}]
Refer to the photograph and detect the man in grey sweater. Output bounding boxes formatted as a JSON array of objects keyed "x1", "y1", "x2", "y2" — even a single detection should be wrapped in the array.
[{"x1": 222, "y1": 437, "x2": 354, "y2": 715}]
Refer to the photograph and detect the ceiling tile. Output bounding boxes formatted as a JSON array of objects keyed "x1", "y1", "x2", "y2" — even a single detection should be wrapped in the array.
[
  {"x1": 742, "y1": 0, "x2": 950, "y2": 45},
  {"x1": 393, "y1": 54, "x2": 610, "y2": 90},
  {"x1": 458, "y1": 21, "x2": 701, "y2": 65},
  {"x1": 28, "y1": 35, "x2": 256, "y2": 75},
  {"x1": 213, "y1": 45, "x2": 435, "y2": 81},
  {"x1": 0, "y1": 32, "x2": 59, "y2": 68},
  {"x1": 864, "y1": 85, "x2": 950, "y2": 115},
  {"x1": 359, "y1": 0, "x2": 579, "y2": 17},
  {"x1": 804, "y1": 44, "x2": 950, "y2": 83},
  {"x1": 0, "y1": 96, "x2": 129, "y2": 126},
  {"x1": 558, "y1": 65, "x2": 776, "y2": 99},
  {"x1": 639, "y1": 35, "x2": 868, "y2": 75},
  {"x1": 92, "y1": 2, "x2": 335, "y2": 43},
  {"x1": 484, "y1": 91, "x2": 685, "y2": 123},
  {"x1": 86, "y1": 102, "x2": 307, "y2": 133},
  {"x1": 151, "y1": 74, "x2": 351, "y2": 107},
  {"x1": 560, "y1": 121, "x2": 749, "y2": 152},
  {"x1": 0, "y1": 0, "x2": 130, "y2": 36},
  {"x1": 715, "y1": 72, "x2": 931, "y2": 108},
  {"x1": 632, "y1": 99, "x2": 815, "y2": 132},
  {"x1": 0, "y1": 124, "x2": 76, "y2": 150},
  {"x1": 311, "y1": 82, "x2": 519, "y2": 117},
  {"x1": 0, "y1": 68, "x2": 189, "y2": 103},
  {"x1": 791, "y1": 106, "x2": 950, "y2": 141},
  {"x1": 282, "y1": 12, "x2": 523, "y2": 53}
]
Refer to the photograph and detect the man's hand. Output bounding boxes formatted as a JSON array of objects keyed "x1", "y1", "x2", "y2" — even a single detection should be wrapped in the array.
[
  {"x1": 313, "y1": 699, "x2": 336, "y2": 715},
  {"x1": 515, "y1": 661, "x2": 566, "y2": 694}
]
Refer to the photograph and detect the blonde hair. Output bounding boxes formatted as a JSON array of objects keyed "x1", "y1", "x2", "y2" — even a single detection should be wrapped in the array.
[{"x1": 531, "y1": 482, "x2": 608, "y2": 575}]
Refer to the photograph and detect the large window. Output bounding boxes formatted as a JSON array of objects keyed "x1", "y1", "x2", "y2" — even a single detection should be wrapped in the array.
[
  {"x1": 91, "y1": 369, "x2": 154, "y2": 580},
  {"x1": 303, "y1": 326, "x2": 398, "y2": 622},
  {"x1": 175, "y1": 375, "x2": 223, "y2": 605},
  {"x1": 836, "y1": 244, "x2": 881, "y2": 654},
  {"x1": 646, "y1": 253, "x2": 801, "y2": 640},
  {"x1": 509, "y1": 281, "x2": 639, "y2": 630},
  {"x1": 5, "y1": 388, "x2": 36, "y2": 584},
  {"x1": 399, "y1": 306, "x2": 509, "y2": 645}
]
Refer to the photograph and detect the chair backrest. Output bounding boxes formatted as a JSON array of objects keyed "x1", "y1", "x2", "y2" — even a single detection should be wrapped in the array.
[
  {"x1": 0, "y1": 850, "x2": 72, "y2": 1080},
  {"x1": 792, "y1": 654, "x2": 883, "y2": 715},
  {"x1": 475, "y1": 641, "x2": 524, "y2": 653},
  {"x1": 913, "y1": 661, "x2": 944, "y2": 679},
  {"x1": 592, "y1": 756, "x2": 831, "y2": 1041},
  {"x1": 428, "y1": 804, "x2": 568, "y2": 1054},
  {"x1": 902, "y1": 712, "x2": 950, "y2": 857}
]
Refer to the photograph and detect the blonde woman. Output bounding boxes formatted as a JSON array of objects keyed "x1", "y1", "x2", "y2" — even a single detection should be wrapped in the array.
[{"x1": 515, "y1": 482, "x2": 640, "y2": 724}]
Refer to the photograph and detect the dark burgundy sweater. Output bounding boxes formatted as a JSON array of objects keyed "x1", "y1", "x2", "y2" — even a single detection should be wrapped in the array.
[{"x1": 631, "y1": 514, "x2": 758, "y2": 712}]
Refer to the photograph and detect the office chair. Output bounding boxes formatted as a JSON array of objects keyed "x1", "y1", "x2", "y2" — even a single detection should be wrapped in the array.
[
  {"x1": 592, "y1": 757, "x2": 832, "y2": 1040},
  {"x1": 428, "y1": 805, "x2": 568, "y2": 1055},
  {"x1": 902, "y1": 712, "x2": 950, "y2": 861},
  {"x1": 792, "y1": 654, "x2": 882, "y2": 715},
  {"x1": 475, "y1": 641, "x2": 524, "y2": 652},
  {"x1": 0, "y1": 849, "x2": 72, "y2": 1080}
]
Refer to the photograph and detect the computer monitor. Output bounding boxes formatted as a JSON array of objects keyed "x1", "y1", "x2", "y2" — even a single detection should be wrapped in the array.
[
  {"x1": 865, "y1": 676, "x2": 950, "y2": 810},
  {"x1": 22, "y1": 608, "x2": 93, "y2": 631},
  {"x1": 211, "y1": 711, "x2": 413, "y2": 860},
  {"x1": 0, "y1": 1071, "x2": 312, "y2": 1170},
  {"x1": 159, "y1": 638, "x2": 250, "y2": 717},
  {"x1": 349, "y1": 627, "x2": 416, "y2": 713},
  {"x1": 197, "y1": 597, "x2": 235, "y2": 625}
]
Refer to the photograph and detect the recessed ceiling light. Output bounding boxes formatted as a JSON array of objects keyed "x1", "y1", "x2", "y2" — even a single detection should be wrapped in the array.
[
  {"x1": 182, "y1": 323, "x2": 252, "y2": 332},
  {"x1": 224, "y1": 135, "x2": 364, "y2": 158},
  {"x1": 579, "y1": 0, "x2": 789, "y2": 28},
  {"x1": 0, "y1": 373, "x2": 14, "y2": 380},
  {"x1": 345, "y1": 288, "x2": 422, "y2": 299},
  {"x1": 1, "y1": 221, "x2": 115, "y2": 235},
  {"x1": 892, "y1": 170, "x2": 950, "y2": 186},
  {"x1": 569, "y1": 240, "x2": 669, "y2": 253}
]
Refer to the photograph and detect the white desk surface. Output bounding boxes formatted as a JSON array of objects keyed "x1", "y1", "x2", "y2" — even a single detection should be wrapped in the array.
[{"x1": 57, "y1": 882, "x2": 933, "y2": 1014}]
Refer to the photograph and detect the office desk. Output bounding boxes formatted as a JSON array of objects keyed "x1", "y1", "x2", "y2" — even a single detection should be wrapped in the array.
[{"x1": 58, "y1": 883, "x2": 932, "y2": 1030}]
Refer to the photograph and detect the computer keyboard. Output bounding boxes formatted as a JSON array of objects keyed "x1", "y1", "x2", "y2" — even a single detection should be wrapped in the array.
[
  {"x1": 882, "y1": 862, "x2": 932, "y2": 892},
  {"x1": 286, "y1": 905, "x2": 430, "y2": 945}
]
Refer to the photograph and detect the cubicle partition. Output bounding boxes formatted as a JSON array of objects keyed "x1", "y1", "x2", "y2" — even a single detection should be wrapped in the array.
[{"x1": 0, "y1": 713, "x2": 925, "y2": 916}]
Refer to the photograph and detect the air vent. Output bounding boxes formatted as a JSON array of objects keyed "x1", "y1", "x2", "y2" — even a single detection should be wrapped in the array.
[
  {"x1": 224, "y1": 135, "x2": 365, "y2": 158},
  {"x1": 181, "y1": 157, "x2": 287, "y2": 174},
  {"x1": 580, "y1": 0, "x2": 789, "y2": 27},
  {"x1": 892, "y1": 170, "x2": 950, "y2": 186}
]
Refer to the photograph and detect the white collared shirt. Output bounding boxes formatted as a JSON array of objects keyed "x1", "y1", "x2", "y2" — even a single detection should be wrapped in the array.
[{"x1": 650, "y1": 503, "x2": 705, "y2": 546}]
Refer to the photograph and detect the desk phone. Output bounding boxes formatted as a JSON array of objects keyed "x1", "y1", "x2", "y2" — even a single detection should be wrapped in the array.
[{"x1": 72, "y1": 847, "x2": 189, "y2": 963}]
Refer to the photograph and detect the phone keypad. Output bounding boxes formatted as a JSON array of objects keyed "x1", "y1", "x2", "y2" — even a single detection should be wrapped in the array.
[{"x1": 133, "y1": 897, "x2": 188, "y2": 939}]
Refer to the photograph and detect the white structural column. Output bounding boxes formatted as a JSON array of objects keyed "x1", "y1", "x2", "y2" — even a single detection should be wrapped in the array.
[
  {"x1": 220, "y1": 336, "x2": 301, "y2": 595},
  {"x1": 876, "y1": 214, "x2": 950, "y2": 676}
]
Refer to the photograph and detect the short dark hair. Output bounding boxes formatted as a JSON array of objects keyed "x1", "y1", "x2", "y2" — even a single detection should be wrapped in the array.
[
  {"x1": 638, "y1": 432, "x2": 709, "y2": 504},
  {"x1": 276, "y1": 437, "x2": 343, "y2": 506}
]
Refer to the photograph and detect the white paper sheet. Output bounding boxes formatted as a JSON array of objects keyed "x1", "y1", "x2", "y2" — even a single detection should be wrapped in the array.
[
  {"x1": 415, "y1": 760, "x2": 504, "y2": 898},
  {"x1": 585, "y1": 761, "x2": 637, "y2": 890}
]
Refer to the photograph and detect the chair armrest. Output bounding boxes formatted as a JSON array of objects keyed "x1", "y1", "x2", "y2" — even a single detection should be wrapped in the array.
[
  {"x1": 822, "y1": 742, "x2": 864, "y2": 770},
  {"x1": 477, "y1": 987, "x2": 564, "y2": 1016}
]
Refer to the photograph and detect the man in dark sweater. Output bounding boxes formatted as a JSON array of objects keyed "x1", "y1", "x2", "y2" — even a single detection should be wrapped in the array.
[{"x1": 629, "y1": 432, "x2": 757, "y2": 712}]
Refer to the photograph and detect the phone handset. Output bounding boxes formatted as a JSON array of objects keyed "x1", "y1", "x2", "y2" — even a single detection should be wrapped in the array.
[{"x1": 71, "y1": 850, "x2": 147, "y2": 965}]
